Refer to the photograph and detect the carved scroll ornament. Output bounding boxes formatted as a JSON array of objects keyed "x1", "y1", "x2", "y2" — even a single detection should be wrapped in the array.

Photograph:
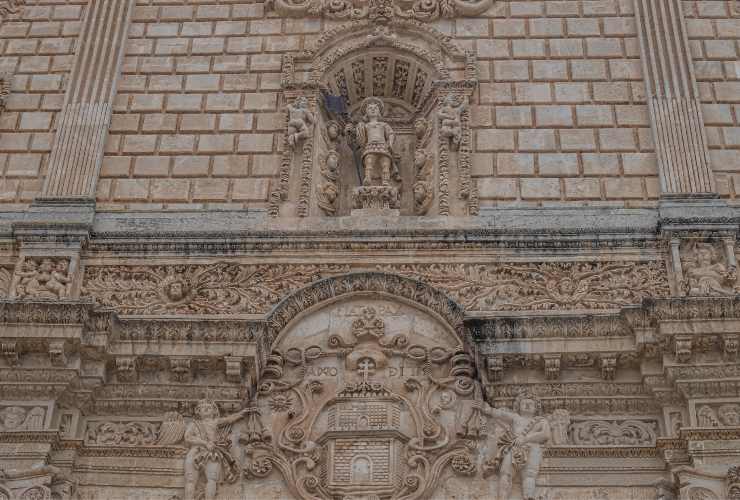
[
  {"x1": 381, "y1": 261, "x2": 670, "y2": 311},
  {"x1": 569, "y1": 420, "x2": 657, "y2": 446},
  {"x1": 82, "y1": 263, "x2": 350, "y2": 315},
  {"x1": 266, "y1": 0, "x2": 493, "y2": 22}
]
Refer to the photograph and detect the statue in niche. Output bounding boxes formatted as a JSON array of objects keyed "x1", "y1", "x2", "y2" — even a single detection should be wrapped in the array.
[
  {"x1": 479, "y1": 392, "x2": 551, "y2": 500},
  {"x1": 354, "y1": 96, "x2": 397, "y2": 187},
  {"x1": 183, "y1": 400, "x2": 249, "y2": 500},
  {"x1": 683, "y1": 242, "x2": 737, "y2": 296},
  {"x1": 438, "y1": 94, "x2": 466, "y2": 149},
  {"x1": 286, "y1": 96, "x2": 315, "y2": 149}
]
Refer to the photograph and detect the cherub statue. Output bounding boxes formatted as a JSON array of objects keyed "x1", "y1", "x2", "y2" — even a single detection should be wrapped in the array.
[
  {"x1": 684, "y1": 242, "x2": 737, "y2": 296},
  {"x1": 14, "y1": 258, "x2": 41, "y2": 298},
  {"x1": 183, "y1": 400, "x2": 250, "y2": 500},
  {"x1": 45, "y1": 259, "x2": 71, "y2": 299},
  {"x1": 354, "y1": 97, "x2": 397, "y2": 186},
  {"x1": 286, "y1": 96, "x2": 315, "y2": 148},
  {"x1": 438, "y1": 94, "x2": 466, "y2": 149},
  {"x1": 479, "y1": 392, "x2": 551, "y2": 500}
]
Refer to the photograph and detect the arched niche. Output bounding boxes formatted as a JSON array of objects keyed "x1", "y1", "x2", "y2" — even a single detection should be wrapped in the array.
[{"x1": 270, "y1": 21, "x2": 479, "y2": 218}]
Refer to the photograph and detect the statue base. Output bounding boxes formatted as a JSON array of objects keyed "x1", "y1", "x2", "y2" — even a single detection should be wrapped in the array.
[{"x1": 352, "y1": 185, "x2": 399, "y2": 213}]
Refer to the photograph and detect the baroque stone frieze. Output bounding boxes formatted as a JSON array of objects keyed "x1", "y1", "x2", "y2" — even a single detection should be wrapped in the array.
[
  {"x1": 80, "y1": 261, "x2": 670, "y2": 318},
  {"x1": 380, "y1": 261, "x2": 670, "y2": 311},
  {"x1": 82, "y1": 263, "x2": 350, "y2": 315},
  {"x1": 266, "y1": 0, "x2": 493, "y2": 23}
]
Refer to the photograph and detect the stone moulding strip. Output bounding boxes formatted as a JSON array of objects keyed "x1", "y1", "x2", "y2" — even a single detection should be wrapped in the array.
[
  {"x1": 544, "y1": 446, "x2": 661, "y2": 459},
  {"x1": 634, "y1": 0, "x2": 715, "y2": 195},
  {"x1": 76, "y1": 446, "x2": 186, "y2": 459},
  {"x1": 41, "y1": 0, "x2": 135, "y2": 198}
]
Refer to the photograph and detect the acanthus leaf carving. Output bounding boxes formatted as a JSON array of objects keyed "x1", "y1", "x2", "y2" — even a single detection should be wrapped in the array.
[
  {"x1": 83, "y1": 263, "x2": 350, "y2": 315},
  {"x1": 266, "y1": 0, "x2": 493, "y2": 22},
  {"x1": 569, "y1": 419, "x2": 657, "y2": 446},
  {"x1": 379, "y1": 261, "x2": 670, "y2": 311}
]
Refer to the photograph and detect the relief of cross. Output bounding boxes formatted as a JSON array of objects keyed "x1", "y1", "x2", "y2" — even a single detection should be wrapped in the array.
[{"x1": 358, "y1": 358, "x2": 375, "y2": 382}]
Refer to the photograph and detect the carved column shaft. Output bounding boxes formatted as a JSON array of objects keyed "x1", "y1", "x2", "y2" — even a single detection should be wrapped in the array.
[
  {"x1": 41, "y1": 0, "x2": 135, "y2": 199},
  {"x1": 634, "y1": 0, "x2": 715, "y2": 196}
]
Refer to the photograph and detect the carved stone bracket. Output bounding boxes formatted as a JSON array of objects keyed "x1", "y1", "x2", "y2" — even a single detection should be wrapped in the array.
[
  {"x1": 224, "y1": 355, "x2": 243, "y2": 383},
  {"x1": 169, "y1": 358, "x2": 192, "y2": 383},
  {"x1": 48, "y1": 340, "x2": 67, "y2": 367},
  {"x1": 1, "y1": 340, "x2": 18, "y2": 366},
  {"x1": 543, "y1": 353, "x2": 561, "y2": 380},
  {"x1": 115, "y1": 356, "x2": 137, "y2": 383},
  {"x1": 600, "y1": 353, "x2": 618, "y2": 380}
]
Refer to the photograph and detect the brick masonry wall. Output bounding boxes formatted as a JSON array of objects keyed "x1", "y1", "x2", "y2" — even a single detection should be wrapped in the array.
[
  {"x1": 686, "y1": 0, "x2": 740, "y2": 202},
  {"x1": 97, "y1": 0, "x2": 288, "y2": 210},
  {"x1": 470, "y1": 0, "x2": 658, "y2": 208},
  {"x1": 96, "y1": 0, "x2": 663, "y2": 211},
  {"x1": 5, "y1": 0, "x2": 730, "y2": 211},
  {"x1": 0, "y1": 0, "x2": 86, "y2": 208}
]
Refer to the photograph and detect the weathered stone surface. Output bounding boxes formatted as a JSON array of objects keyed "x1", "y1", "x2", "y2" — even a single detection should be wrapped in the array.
[{"x1": 0, "y1": 1, "x2": 739, "y2": 499}]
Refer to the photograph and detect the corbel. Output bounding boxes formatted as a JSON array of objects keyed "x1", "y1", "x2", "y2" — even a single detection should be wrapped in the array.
[
  {"x1": 224, "y1": 356, "x2": 243, "y2": 383},
  {"x1": 1, "y1": 341, "x2": 18, "y2": 366},
  {"x1": 724, "y1": 334, "x2": 739, "y2": 361},
  {"x1": 170, "y1": 358, "x2": 193, "y2": 383},
  {"x1": 115, "y1": 356, "x2": 137, "y2": 382},
  {"x1": 486, "y1": 354, "x2": 503, "y2": 382},
  {"x1": 600, "y1": 353, "x2": 618, "y2": 381},
  {"x1": 543, "y1": 354, "x2": 561, "y2": 381},
  {"x1": 674, "y1": 335, "x2": 693, "y2": 364},
  {"x1": 48, "y1": 340, "x2": 67, "y2": 367}
]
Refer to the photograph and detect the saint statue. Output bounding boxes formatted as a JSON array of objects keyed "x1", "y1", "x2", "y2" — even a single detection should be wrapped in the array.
[{"x1": 354, "y1": 97, "x2": 397, "y2": 186}]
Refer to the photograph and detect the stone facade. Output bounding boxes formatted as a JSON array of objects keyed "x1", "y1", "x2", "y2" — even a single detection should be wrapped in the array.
[{"x1": 0, "y1": 1, "x2": 739, "y2": 500}]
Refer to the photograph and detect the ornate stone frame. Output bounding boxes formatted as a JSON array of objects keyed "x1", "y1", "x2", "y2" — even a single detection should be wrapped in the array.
[{"x1": 271, "y1": 20, "x2": 479, "y2": 218}]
